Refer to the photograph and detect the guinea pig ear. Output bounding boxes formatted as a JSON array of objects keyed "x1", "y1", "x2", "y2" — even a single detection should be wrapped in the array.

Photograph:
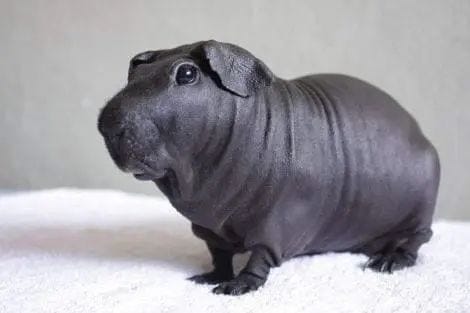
[
  {"x1": 200, "y1": 40, "x2": 274, "y2": 97},
  {"x1": 128, "y1": 50, "x2": 161, "y2": 80},
  {"x1": 129, "y1": 51, "x2": 160, "y2": 69}
]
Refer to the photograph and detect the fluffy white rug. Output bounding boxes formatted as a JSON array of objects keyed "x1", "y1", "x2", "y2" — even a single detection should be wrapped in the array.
[{"x1": 0, "y1": 189, "x2": 468, "y2": 313}]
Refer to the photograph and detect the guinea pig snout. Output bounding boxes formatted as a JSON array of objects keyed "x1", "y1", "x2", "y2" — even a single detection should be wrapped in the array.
[
  {"x1": 101, "y1": 126, "x2": 148, "y2": 173},
  {"x1": 98, "y1": 98, "x2": 127, "y2": 138},
  {"x1": 98, "y1": 100, "x2": 162, "y2": 174}
]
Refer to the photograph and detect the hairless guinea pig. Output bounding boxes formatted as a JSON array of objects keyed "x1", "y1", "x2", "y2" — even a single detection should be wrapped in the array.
[{"x1": 98, "y1": 40, "x2": 440, "y2": 296}]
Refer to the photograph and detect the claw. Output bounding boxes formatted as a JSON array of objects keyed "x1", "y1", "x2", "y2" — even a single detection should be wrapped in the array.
[{"x1": 364, "y1": 254, "x2": 382, "y2": 269}]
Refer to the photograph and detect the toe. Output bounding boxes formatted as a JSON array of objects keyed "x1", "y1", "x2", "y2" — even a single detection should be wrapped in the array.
[
  {"x1": 365, "y1": 250, "x2": 417, "y2": 273},
  {"x1": 212, "y1": 276, "x2": 260, "y2": 296},
  {"x1": 380, "y1": 258, "x2": 393, "y2": 273},
  {"x1": 187, "y1": 271, "x2": 233, "y2": 285},
  {"x1": 212, "y1": 282, "x2": 231, "y2": 295},
  {"x1": 187, "y1": 274, "x2": 210, "y2": 284},
  {"x1": 212, "y1": 281, "x2": 248, "y2": 295}
]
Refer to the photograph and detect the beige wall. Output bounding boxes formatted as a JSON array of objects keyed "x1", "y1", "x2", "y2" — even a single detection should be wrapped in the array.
[{"x1": 1, "y1": 0, "x2": 469, "y2": 219}]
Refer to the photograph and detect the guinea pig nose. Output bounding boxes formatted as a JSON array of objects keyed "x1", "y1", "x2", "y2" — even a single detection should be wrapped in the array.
[
  {"x1": 98, "y1": 109, "x2": 125, "y2": 138},
  {"x1": 99, "y1": 121, "x2": 123, "y2": 138},
  {"x1": 98, "y1": 109, "x2": 114, "y2": 136}
]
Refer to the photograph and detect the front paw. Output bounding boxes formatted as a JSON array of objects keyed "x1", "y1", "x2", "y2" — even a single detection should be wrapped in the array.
[
  {"x1": 188, "y1": 270, "x2": 234, "y2": 285},
  {"x1": 212, "y1": 273, "x2": 265, "y2": 296}
]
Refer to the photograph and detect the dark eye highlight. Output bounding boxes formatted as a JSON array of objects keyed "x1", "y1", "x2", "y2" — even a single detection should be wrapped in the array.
[{"x1": 175, "y1": 63, "x2": 198, "y2": 85}]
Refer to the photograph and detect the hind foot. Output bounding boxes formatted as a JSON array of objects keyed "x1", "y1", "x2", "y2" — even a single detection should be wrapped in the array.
[
  {"x1": 362, "y1": 227, "x2": 432, "y2": 273},
  {"x1": 365, "y1": 248, "x2": 416, "y2": 273}
]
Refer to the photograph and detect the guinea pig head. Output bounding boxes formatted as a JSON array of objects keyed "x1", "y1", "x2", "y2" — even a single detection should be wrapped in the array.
[{"x1": 98, "y1": 40, "x2": 274, "y2": 183}]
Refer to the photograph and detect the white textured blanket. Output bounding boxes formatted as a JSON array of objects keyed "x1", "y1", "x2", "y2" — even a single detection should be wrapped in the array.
[{"x1": 0, "y1": 189, "x2": 468, "y2": 313}]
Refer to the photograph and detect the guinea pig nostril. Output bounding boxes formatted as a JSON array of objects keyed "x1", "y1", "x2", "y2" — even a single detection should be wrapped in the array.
[
  {"x1": 102, "y1": 125, "x2": 126, "y2": 141},
  {"x1": 97, "y1": 116, "x2": 107, "y2": 135},
  {"x1": 115, "y1": 128, "x2": 126, "y2": 140}
]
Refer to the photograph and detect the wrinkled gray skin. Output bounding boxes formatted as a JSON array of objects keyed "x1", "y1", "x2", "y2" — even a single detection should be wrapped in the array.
[{"x1": 98, "y1": 40, "x2": 440, "y2": 295}]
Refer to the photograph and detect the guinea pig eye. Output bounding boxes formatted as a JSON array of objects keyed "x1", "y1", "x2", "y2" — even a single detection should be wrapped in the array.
[{"x1": 175, "y1": 63, "x2": 198, "y2": 85}]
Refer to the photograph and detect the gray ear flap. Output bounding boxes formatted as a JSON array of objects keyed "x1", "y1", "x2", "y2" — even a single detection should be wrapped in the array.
[
  {"x1": 128, "y1": 50, "x2": 163, "y2": 80},
  {"x1": 201, "y1": 40, "x2": 274, "y2": 97}
]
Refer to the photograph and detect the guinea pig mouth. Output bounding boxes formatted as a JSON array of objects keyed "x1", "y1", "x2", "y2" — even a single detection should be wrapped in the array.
[{"x1": 132, "y1": 162, "x2": 167, "y2": 181}]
